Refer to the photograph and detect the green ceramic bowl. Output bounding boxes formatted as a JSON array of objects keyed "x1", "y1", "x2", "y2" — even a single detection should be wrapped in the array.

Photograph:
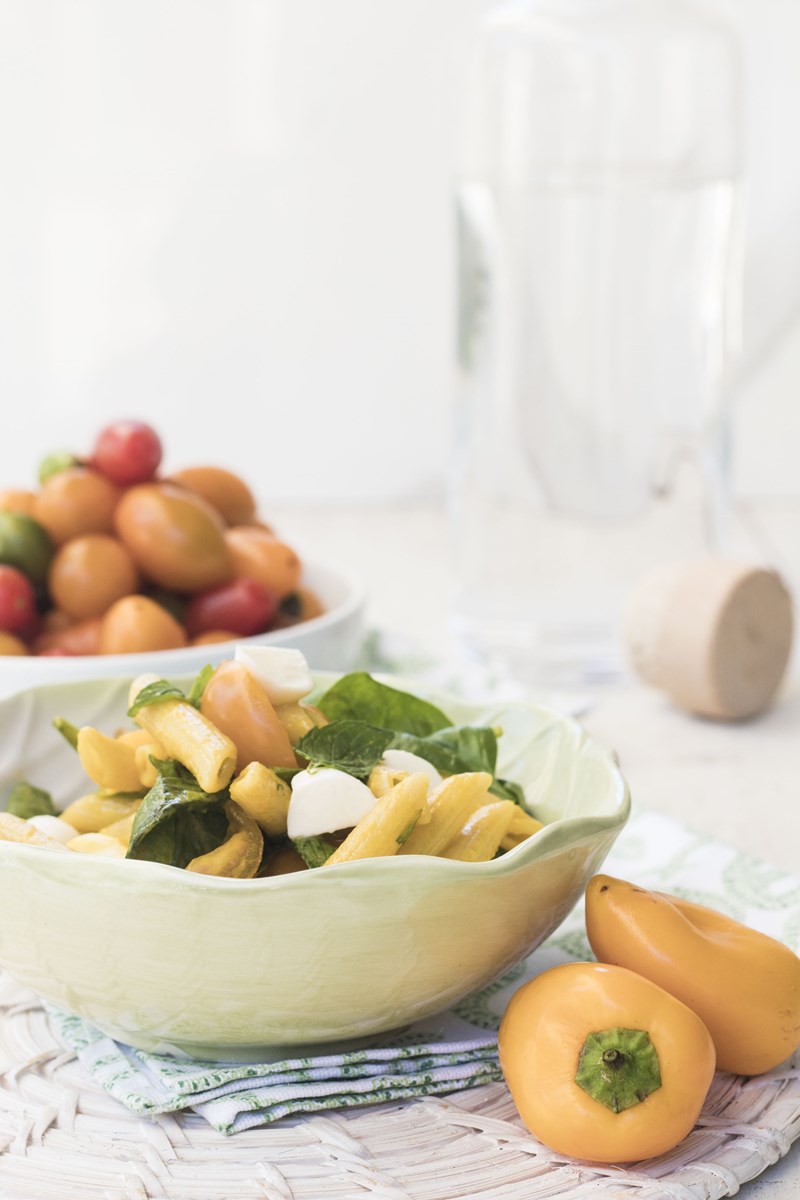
[{"x1": 0, "y1": 673, "x2": 629, "y2": 1058}]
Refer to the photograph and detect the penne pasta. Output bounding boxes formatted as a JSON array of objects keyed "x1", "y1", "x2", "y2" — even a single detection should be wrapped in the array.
[
  {"x1": 77, "y1": 726, "x2": 143, "y2": 793},
  {"x1": 398, "y1": 772, "x2": 493, "y2": 857},
  {"x1": 60, "y1": 793, "x2": 141, "y2": 835},
  {"x1": 229, "y1": 762, "x2": 292, "y2": 837},
  {"x1": 186, "y1": 802, "x2": 263, "y2": 879},
  {"x1": 274, "y1": 702, "x2": 329, "y2": 745},
  {"x1": 67, "y1": 833, "x2": 127, "y2": 858},
  {"x1": 440, "y1": 800, "x2": 518, "y2": 863},
  {"x1": 324, "y1": 772, "x2": 430, "y2": 865},
  {"x1": 131, "y1": 694, "x2": 237, "y2": 793},
  {"x1": 0, "y1": 812, "x2": 67, "y2": 851},
  {"x1": 366, "y1": 764, "x2": 409, "y2": 799}
]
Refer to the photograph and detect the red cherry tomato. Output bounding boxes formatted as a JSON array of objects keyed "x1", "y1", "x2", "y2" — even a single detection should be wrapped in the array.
[
  {"x1": 0, "y1": 565, "x2": 37, "y2": 634},
  {"x1": 90, "y1": 420, "x2": 163, "y2": 486},
  {"x1": 184, "y1": 577, "x2": 279, "y2": 639}
]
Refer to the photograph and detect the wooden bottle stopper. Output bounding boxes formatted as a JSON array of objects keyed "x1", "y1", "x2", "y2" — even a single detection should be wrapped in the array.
[{"x1": 625, "y1": 558, "x2": 794, "y2": 719}]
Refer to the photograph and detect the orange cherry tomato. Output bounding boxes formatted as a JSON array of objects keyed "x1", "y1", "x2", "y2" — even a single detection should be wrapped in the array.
[
  {"x1": 99, "y1": 594, "x2": 188, "y2": 655},
  {"x1": 200, "y1": 659, "x2": 296, "y2": 770},
  {"x1": 34, "y1": 616, "x2": 103, "y2": 656},
  {"x1": 34, "y1": 467, "x2": 121, "y2": 545},
  {"x1": 166, "y1": 466, "x2": 257, "y2": 526},
  {"x1": 114, "y1": 483, "x2": 233, "y2": 593},
  {"x1": 0, "y1": 630, "x2": 28, "y2": 655},
  {"x1": 191, "y1": 630, "x2": 238, "y2": 645},
  {"x1": 48, "y1": 534, "x2": 140, "y2": 620},
  {"x1": 224, "y1": 527, "x2": 302, "y2": 600},
  {"x1": 0, "y1": 489, "x2": 38, "y2": 517}
]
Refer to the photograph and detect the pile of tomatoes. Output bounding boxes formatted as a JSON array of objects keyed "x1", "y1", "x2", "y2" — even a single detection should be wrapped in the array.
[{"x1": 0, "y1": 420, "x2": 321, "y2": 657}]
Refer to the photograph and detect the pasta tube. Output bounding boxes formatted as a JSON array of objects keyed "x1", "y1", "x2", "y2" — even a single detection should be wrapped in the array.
[
  {"x1": 131, "y1": 692, "x2": 237, "y2": 793},
  {"x1": 186, "y1": 802, "x2": 263, "y2": 879},
  {"x1": 229, "y1": 762, "x2": 291, "y2": 837},
  {"x1": 77, "y1": 727, "x2": 143, "y2": 793},
  {"x1": 324, "y1": 772, "x2": 429, "y2": 865},
  {"x1": 0, "y1": 812, "x2": 67, "y2": 851},
  {"x1": 398, "y1": 772, "x2": 493, "y2": 857},
  {"x1": 67, "y1": 833, "x2": 127, "y2": 858},
  {"x1": 440, "y1": 800, "x2": 518, "y2": 862},
  {"x1": 60, "y1": 793, "x2": 141, "y2": 835}
]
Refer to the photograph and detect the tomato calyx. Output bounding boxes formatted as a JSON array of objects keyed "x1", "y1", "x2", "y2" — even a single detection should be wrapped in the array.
[{"x1": 574, "y1": 1027, "x2": 662, "y2": 1113}]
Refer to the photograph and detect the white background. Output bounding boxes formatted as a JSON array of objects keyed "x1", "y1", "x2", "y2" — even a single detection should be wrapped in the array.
[{"x1": 0, "y1": 0, "x2": 797, "y2": 506}]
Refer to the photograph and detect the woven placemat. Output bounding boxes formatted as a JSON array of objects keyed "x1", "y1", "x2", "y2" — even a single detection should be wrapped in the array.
[
  {"x1": 2, "y1": 805, "x2": 800, "y2": 1199},
  {"x1": 0, "y1": 968, "x2": 797, "y2": 1200}
]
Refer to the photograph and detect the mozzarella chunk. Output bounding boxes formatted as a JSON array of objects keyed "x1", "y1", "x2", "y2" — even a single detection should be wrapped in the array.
[
  {"x1": 287, "y1": 768, "x2": 376, "y2": 839},
  {"x1": 235, "y1": 645, "x2": 313, "y2": 705},
  {"x1": 380, "y1": 749, "x2": 443, "y2": 791},
  {"x1": 28, "y1": 815, "x2": 80, "y2": 844}
]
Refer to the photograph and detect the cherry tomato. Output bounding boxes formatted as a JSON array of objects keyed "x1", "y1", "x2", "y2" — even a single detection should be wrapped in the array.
[
  {"x1": 90, "y1": 420, "x2": 163, "y2": 486},
  {"x1": 0, "y1": 489, "x2": 38, "y2": 517},
  {"x1": 0, "y1": 565, "x2": 37, "y2": 633},
  {"x1": 34, "y1": 467, "x2": 121, "y2": 545},
  {"x1": 224, "y1": 527, "x2": 302, "y2": 599},
  {"x1": 100, "y1": 594, "x2": 188, "y2": 655},
  {"x1": 48, "y1": 534, "x2": 140, "y2": 620},
  {"x1": 0, "y1": 630, "x2": 28, "y2": 656},
  {"x1": 114, "y1": 483, "x2": 232, "y2": 593},
  {"x1": 167, "y1": 466, "x2": 257, "y2": 526},
  {"x1": 34, "y1": 616, "x2": 103, "y2": 656},
  {"x1": 185, "y1": 577, "x2": 278, "y2": 638}
]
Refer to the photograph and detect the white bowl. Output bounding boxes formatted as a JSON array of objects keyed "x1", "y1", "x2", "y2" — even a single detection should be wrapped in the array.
[
  {"x1": 0, "y1": 559, "x2": 365, "y2": 699},
  {"x1": 0, "y1": 672, "x2": 629, "y2": 1057}
]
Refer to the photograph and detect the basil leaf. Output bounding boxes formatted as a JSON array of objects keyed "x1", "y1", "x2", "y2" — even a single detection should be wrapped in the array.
[
  {"x1": 490, "y1": 777, "x2": 526, "y2": 805},
  {"x1": 316, "y1": 672, "x2": 451, "y2": 736},
  {"x1": 390, "y1": 726, "x2": 498, "y2": 776},
  {"x1": 127, "y1": 680, "x2": 186, "y2": 718},
  {"x1": 294, "y1": 720, "x2": 395, "y2": 779},
  {"x1": 187, "y1": 664, "x2": 214, "y2": 708},
  {"x1": 390, "y1": 727, "x2": 524, "y2": 807},
  {"x1": 396, "y1": 811, "x2": 423, "y2": 845},
  {"x1": 292, "y1": 835, "x2": 336, "y2": 868},
  {"x1": 127, "y1": 759, "x2": 228, "y2": 867},
  {"x1": 273, "y1": 766, "x2": 302, "y2": 784},
  {"x1": 52, "y1": 717, "x2": 79, "y2": 750},
  {"x1": 6, "y1": 781, "x2": 56, "y2": 820}
]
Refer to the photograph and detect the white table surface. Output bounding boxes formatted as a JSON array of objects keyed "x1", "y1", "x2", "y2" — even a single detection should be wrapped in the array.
[{"x1": 271, "y1": 496, "x2": 800, "y2": 1198}]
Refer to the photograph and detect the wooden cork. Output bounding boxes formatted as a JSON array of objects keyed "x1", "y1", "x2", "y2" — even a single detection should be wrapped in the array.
[{"x1": 625, "y1": 558, "x2": 794, "y2": 719}]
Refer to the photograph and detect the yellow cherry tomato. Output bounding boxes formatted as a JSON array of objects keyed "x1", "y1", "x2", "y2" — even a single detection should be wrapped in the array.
[
  {"x1": 166, "y1": 466, "x2": 257, "y2": 526},
  {"x1": 0, "y1": 488, "x2": 38, "y2": 517},
  {"x1": 224, "y1": 526, "x2": 302, "y2": 600},
  {"x1": 0, "y1": 630, "x2": 28, "y2": 655},
  {"x1": 48, "y1": 534, "x2": 140, "y2": 620},
  {"x1": 200, "y1": 659, "x2": 296, "y2": 771},
  {"x1": 34, "y1": 467, "x2": 121, "y2": 545},
  {"x1": 99, "y1": 594, "x2": 188, "y2": 655},
  {"x1": 498, "y1": 961, "x2": 715, "y2": 1163},
  {"x1": 114, "y1": 482, "x2": 233, "y2": 593},
  {"x1": 586, "y1": 874, "x2": 800, "y2": 1075}
]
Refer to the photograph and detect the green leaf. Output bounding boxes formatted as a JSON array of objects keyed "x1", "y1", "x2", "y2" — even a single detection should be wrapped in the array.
[
  {"x1": 390, "y1": 726, "x2": 525, "y2": 807},
  {"x1": 316, "y1": 672, "x2": 452, "y2": 736},
  {"x1": 187, "y1": 664, "x2": 214, "y2": 708},
  {"x1": 52, "y1": 717, "x2": 79, "y2": 750},
  {"x1": 5, "y1": 781, "x2": 56, "y2": 820},
  {"x1": 396, "y1": 810, "x2": 423, "y2": 845},
  {"x1": 127, "y1": 680, "x2": 186, "y2": 718},
  {"x1": 294, "y1": 720, "x2": 395, "y2": 779},
  {"x1": 292, "y1": 835, "x2": 336, "y2": 868},
  {"x1": 390, "y1": 726, "x2": 498, "y2": 776},
  {"x1": 490, "y1": 777, "x2": 526, "y2": 805},
  {"x1": 273, "y1": 766, "x2": 302, "y2": 784},
  {"x1": 127, "y1": 759, "x2": 228, "y2": 868}
]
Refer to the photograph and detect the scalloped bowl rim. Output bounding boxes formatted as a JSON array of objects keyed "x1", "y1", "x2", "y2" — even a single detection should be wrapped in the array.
[
  {"x1": 0, "y1": 671, "x2": 630, "y2": 887},
  {"x1": 0, "y1": 557, "x2": 366, "y2": 684}
]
